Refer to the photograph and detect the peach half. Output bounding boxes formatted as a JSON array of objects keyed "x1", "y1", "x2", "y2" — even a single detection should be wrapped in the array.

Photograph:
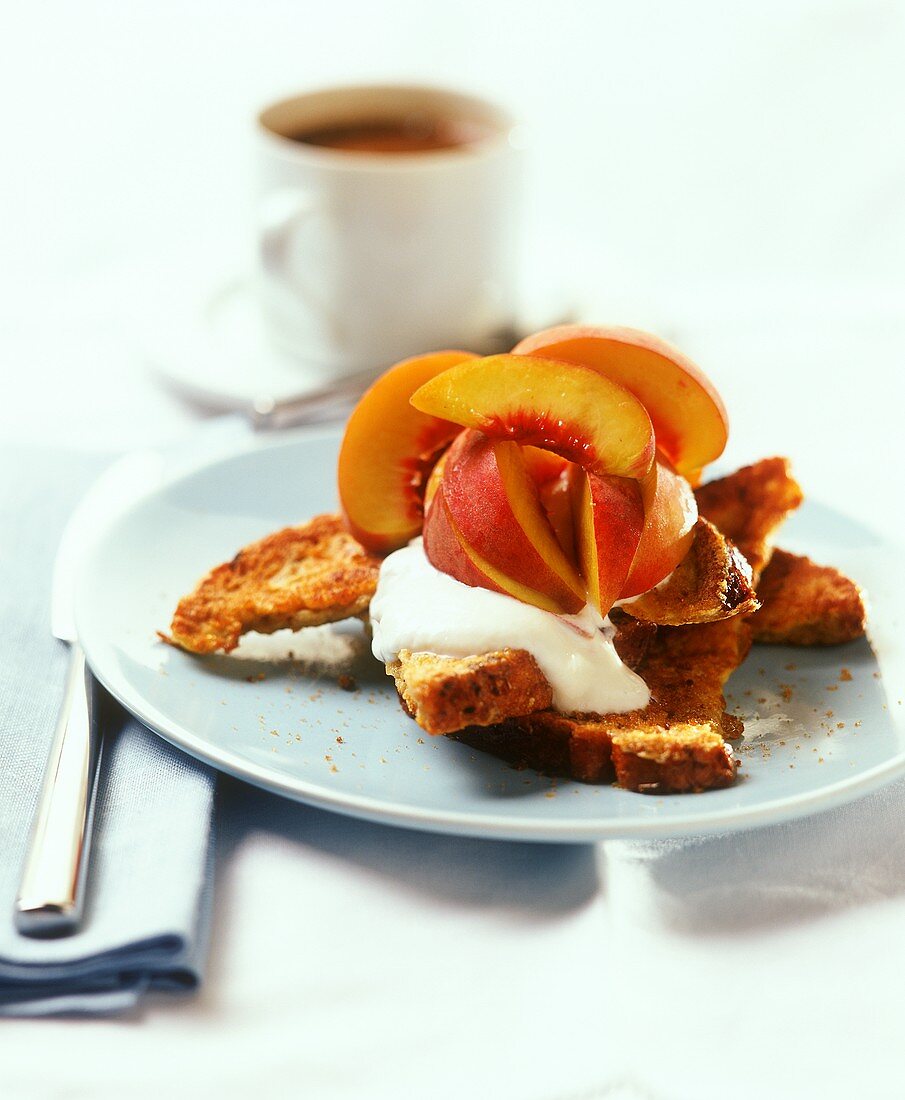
[
  {"x1": 338, "y1": 350, "x2": 475, "y2": 553},
  {"x1": 435, "y1": 431, "x2": 586, "y2": 614},
  {"x1": 410, "y1": 354, "x2": 655, "y2": 481},
  {"x1": 512, "y1": 326, "x2": 728, "y2": 476}
]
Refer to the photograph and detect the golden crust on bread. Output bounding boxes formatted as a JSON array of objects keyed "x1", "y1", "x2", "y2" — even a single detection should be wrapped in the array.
[
  {"x1": 694, "y1": 458, "x2": 865, "y2": 645},
  {"x1": 750, "y1": 548, "x2": 867, "y2": 646},
  {"x1": 454, "y1": 712, "x2": 737, "y2": 793},
  {"x1": 695, "y1": 457, "x2": 803, "y2": 580},
  {"x1": 389, "y1": 648, "x2": 553, "y2": 735},
  {"x1": 622, "y1": 517, "x2": 758, "y2": 626},
  {"x1": 165, "y1": 514, "x2": 380, "y2": 654}
]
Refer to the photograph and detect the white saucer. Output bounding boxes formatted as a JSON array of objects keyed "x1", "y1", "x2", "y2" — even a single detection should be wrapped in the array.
[
  {"x1": 144, "y1": 277, "x2": 360, "y2": 412},
  {"x1": 143, "y1": 274, "x2": 575, "y2": 413}
]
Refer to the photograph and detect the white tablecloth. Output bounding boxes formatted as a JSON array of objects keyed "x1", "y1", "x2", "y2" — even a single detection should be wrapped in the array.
[{"x1": 3, "y1": 1, "x2": 905, "y2": 1096}]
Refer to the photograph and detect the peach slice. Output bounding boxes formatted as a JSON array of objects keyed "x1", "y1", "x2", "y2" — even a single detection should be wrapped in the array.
[
  {"x1": 423, "y1": 487, "x2": 572, "y2": 613},
  {"x1": 512, "y1": 326, "x2": 728, "y2": 476},
  {"x1": 423, "y1": 448, "x2": 449, "y2": 513},
  {"x1": 517, "y1": 446, "x2": 575, "y2": 561},
  {"x1": 620, "y1": 455, "x2": 698, "y2": 599},
  {"x1": 522, "y1": 446, "x2": 568, "y2": 486},
  {"x1": 570, "y1": 470, "x2": 645, "y2": 615},
  {"x1": 422, "y1": 487, "x2": 507, "y2": 595},
  {"x1": 439, "y1": 431, "x2": 586, "y2": 614},
  {"x1": 338, "y1": 350, "x2": 475, "y2": 553},
  {"x1": 522, "y1": 447, "x2": 575, "y2": 562},
  {"x1": 539, "y1": 469, "x2": 576, "y2": 564},
  {"x1": 410, "y1": 354, "x2": 655, "y2": 480}
]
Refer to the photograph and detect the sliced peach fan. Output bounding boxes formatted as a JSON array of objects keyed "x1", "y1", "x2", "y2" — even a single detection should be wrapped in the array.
[{"x1": 337, "y1": 329, "x2": 728, "y2": 620}]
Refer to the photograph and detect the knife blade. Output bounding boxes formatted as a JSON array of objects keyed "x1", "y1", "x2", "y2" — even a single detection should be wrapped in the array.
[{"x1": 15, "y1": 450, "x2": 164, "y2": 936}]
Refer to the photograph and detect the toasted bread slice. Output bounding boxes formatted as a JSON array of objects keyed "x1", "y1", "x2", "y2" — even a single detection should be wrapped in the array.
[
  {"x1": 452, "y1": 618, "x2": 748, "y2": 792},
  {"x1": 750, "y1": 548, "x2": 867, "y2": 646},
  {"x1": 389, "y1": 648, "x2": 554, "y2": 736},
  {"x1": 622, "y1": 517, "x2": 758, "y2": 626},
  {"x1": 694, "y1": 456, "x2": 803, "y2": 580},
  {"x1": 165, "y1": 514, "x2": 380, "y2": 654},
  {"x1": 696, "y1": 460, "x2": 865, "y2": 645}
]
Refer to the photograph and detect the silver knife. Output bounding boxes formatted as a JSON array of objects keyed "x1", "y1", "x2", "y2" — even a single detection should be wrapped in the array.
[{"x1": 15, "y1": 451, "x2": 164, "y2": 936}]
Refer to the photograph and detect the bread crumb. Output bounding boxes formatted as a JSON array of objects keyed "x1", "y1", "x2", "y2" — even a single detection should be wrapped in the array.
[
  {"x1": 338, "y1": 674, "x2": 358, "y2": 692},
  {"x1": 839, "y1": 668, "x2": 852, "y2": 682}
]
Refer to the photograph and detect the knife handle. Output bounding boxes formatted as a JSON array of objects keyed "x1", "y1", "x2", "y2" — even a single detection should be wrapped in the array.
[{"x1": 14, "y1": 645, "x2": 102, "y2": 936}]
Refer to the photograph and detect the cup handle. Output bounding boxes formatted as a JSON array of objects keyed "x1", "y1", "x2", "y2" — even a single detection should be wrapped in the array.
[{"x1": 258, "y1": 189, "x2": 337, "y2": 347}]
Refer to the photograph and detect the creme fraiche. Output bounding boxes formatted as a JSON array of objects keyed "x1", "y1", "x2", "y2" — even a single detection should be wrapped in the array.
[{"x1": 369, "y1": 539, "x2": 650, "y2": 715}]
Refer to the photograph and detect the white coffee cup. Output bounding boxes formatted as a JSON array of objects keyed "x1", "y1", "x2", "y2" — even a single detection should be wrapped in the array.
[{"x1": 255, "y1": 85, "x2": 522, "y2": 376}]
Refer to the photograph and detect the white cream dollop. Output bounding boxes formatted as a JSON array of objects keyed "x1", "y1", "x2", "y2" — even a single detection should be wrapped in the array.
[{"x1": 370, "y1": 539, "x2": 650, "y2": 715}]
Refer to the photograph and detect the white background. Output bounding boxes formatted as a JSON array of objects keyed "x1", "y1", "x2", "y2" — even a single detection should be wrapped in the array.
[
  {"x1": 2, "y1": 2, "x2": 905, "y2": 1097},
  {"x1": 3, "y1": 0, "x2": 904, "y2": 526}
]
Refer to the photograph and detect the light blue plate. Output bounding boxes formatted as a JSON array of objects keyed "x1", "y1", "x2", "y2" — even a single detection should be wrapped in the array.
[{"x1": 76, "y1": 430, "x2": 905, "y2": 840}]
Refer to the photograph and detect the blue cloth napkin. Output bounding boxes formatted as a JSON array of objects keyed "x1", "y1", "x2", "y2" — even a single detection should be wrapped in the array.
[{"x1": 0, "y1": 447, "x2": 217, "y2": 1015}]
